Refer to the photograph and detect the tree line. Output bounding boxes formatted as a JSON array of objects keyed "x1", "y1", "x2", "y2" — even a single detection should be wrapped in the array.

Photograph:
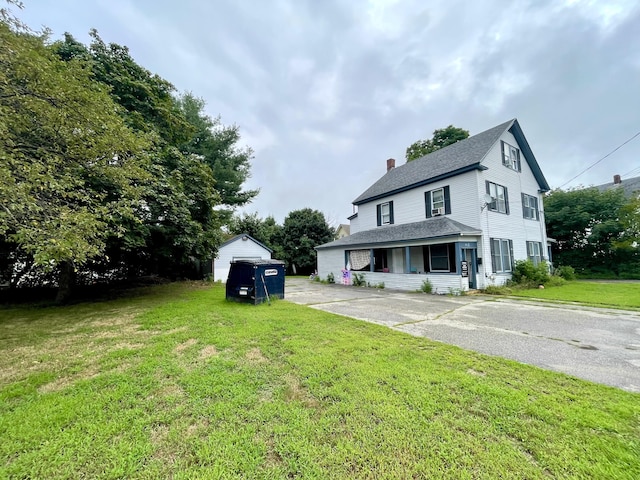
[
  {"x1": 0, "y1": 5, "x2": 336, "y2": 301},
  {"x1": 545, "y1": 187, "x2": 640, "y2": 278},
  {"x1": 0, "y1": 11, "x2": 259, "y2": 301}
]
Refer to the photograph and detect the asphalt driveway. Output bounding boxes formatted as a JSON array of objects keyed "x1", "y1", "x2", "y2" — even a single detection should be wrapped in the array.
[{"x1": 285, "y1": 277, "x2": 640, "y2": 393}]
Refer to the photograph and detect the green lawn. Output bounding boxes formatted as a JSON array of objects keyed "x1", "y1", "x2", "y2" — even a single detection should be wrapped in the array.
[
  {"x1": 504, "y1": 281, "x2": 640, "y2": 309},
  {"x1": 1, "y1": 283, "x2": 638, "y2": 479}
]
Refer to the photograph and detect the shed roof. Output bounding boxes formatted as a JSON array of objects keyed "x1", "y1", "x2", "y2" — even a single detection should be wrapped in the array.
[{"x1": 220, "y1": 234, "x2": 273, "y2": 253}]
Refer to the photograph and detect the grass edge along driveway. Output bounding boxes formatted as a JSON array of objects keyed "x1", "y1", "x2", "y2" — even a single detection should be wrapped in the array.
[
  {"x1": 1, "y1": 282, "x2": 639, "y2": 479},
  {"x1": 496, "y1": 280, "x2": 640, "y2": 310}
]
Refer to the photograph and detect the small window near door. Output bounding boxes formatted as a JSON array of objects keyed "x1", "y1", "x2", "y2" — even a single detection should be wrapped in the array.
[
  {"x1": 430, "y1": 244, "x2": 449, "y2": 271},
  {"x1": 490, "y1": 238, "x2": 513, "y2": 273},
  {"x1": 423, "y1": 243, "x2": 456, "y2": 273}
]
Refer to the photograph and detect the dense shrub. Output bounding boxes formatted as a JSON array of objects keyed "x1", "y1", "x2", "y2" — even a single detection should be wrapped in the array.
[
  {"x1": 352, "y1": 273, "x2": 366, "y2": 287},
  {"x1": 554, "y1": 265, "x2": 576, "y2": 280},
  {"x1": 512, "y1": 260, "x2": 550, "y2": 286},
  {"x1": 545, "y1": 275, "x2": 567, "y2": 287}
]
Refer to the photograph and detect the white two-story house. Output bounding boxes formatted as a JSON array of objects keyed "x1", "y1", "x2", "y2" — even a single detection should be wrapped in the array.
[{"x1": 315, "y1": 119, "x2": 551, "y2": 292}]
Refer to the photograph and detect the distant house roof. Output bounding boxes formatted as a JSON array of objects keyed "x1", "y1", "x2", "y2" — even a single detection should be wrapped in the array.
[
  {"x1": 353, "y1": 119, "x2": 550, "y2": 205},
  {"x1": 316, "y1": 216, "x2": 481, "y2": 250},
  {"x1": 220, "y1": 233, "x2": 272, "y2": 253},
  {"x1": 594, "y1": 175, "x2": 640, "y2": 198},
  {"x1": 336, "y1": 224, "x2": 351, "y2": 237}
]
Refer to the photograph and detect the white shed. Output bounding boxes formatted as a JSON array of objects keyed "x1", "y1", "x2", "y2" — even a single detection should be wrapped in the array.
[{"x1": 214, "y1": 234, "x2": 272, "y2": 282}]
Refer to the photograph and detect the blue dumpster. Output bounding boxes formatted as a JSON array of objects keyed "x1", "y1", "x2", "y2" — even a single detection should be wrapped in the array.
[{"x1": 225, "y1": 259, "x2": 286, "y2": 304}]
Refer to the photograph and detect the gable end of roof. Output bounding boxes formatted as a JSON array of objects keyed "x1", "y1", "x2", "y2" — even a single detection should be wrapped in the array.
[
  {"x1": 220, "y1": 234, "x2": 273, "y2": 253},
  {"x1": 508, "y1": 120, "x2": 550, "y2": 192}
]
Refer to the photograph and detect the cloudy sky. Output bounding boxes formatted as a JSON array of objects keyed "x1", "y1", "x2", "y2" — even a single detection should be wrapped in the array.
[{"x1": 15, "y1": 0, "x2": 640, "y2": 225}]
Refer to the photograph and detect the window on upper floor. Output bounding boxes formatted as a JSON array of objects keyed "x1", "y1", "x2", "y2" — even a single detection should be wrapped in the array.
[
  {"x1": 522, "y1": 193, "x2": 539, "y2": 220},
  {"x1": 376, "y1": 201, "x2": 394, "y2": 226},
  {"x1": 490, "y1": 238, "x2": 513, "y2": 273},
  {"x1": 485, "y1": 181, "x2": 509, "y2": 214},
  {"x1": 501, "y1": 141, "x2": 521, "y2": 172},
  {"x1": 425, "y1": 186, "x2": 451, "y2": 218},
  {"x1": 526, "y1": 241, "x2": 543, "y2": 266}
]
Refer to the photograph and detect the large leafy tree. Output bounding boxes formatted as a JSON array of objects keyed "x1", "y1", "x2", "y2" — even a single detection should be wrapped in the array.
[
  {"x1": 281, "y1": 209, "x2": 335, "y2": 274},
  {"x1": 228, "y1": 212, "x2": 284, "y2": 260},
  {"x1": 85, "y1": 30, "x2": 193, "y2": 145},
  {"x1": 544, "y1": 187, "x2": 640, "y2": 276},
  {"x1": 406, "y1": 125, "x2": 469, "y2": 162},
  {"x1": 0, "y1": 21, "x2": 149, "y2": 301},
  {"x1": 51, "y1": 32, "x2": 256, "y2": 279}
]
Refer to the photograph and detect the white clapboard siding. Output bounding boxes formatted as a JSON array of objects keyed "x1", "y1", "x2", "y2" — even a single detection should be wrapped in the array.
[
  {"x1": 327, "y1": 121, "x2": 549, "y2": 291},
  {"x1": 215, "y1": 236, "x2": 272, "y2": 282}
]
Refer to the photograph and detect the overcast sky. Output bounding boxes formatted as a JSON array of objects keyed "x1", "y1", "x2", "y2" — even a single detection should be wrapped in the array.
[{"x1": 15, "y1": 0, "x2": 640, "y2": 225}]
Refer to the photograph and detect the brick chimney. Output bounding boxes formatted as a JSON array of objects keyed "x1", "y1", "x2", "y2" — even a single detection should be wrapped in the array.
[
  {"x1": 613, "y1": 174, "x2": 621, "y2": 185},
  {"x1": 386, "y1": 158, "x2": 396, "y2": 172}
]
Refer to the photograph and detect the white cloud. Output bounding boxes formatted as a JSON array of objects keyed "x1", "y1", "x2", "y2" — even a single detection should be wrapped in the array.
[
  {"x1": 16, "y1": 0, "x2": 640, "y2": 221},
  {"x1": 563, "y1": 0, "x2": 637, "y2": 33}
]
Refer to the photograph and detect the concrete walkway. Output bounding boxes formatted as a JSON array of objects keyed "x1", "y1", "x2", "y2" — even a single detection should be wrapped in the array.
[{"x1": 285, "y1": 277, "x2": 640, "y2": 393}]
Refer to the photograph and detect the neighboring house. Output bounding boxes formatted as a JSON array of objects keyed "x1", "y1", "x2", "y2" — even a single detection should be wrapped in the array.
[
  {"x1": 316, "y1": 119, "x2": 551, "y2": 292},
  {"x1": 213, "y1": 234, "x2": 272, "y2": 282},
  {"x1": 336, "y1": 224, "x2": 351, "y2": 238},
  {"x1": 595, "y1": 174, "x2": 640, "y2": 198}
]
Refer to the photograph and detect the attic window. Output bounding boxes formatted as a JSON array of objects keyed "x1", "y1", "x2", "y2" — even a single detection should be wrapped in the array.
[{"x1": 501, "y1": 141, "x2": 521, "y2": 172}]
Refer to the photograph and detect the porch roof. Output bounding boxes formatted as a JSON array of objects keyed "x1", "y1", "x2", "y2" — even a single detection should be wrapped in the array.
[{"x1": 316, "y1": 216, "x2": 481, "y2": 250}]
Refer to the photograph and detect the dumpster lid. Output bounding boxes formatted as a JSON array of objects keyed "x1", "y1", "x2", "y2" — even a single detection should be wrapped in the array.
[{"x1": 230, "y1": 259, "x2": 285, "y2": 266}]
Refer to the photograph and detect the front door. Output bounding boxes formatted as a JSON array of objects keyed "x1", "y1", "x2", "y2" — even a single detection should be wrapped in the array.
[{"x1": 463, "y1": 249, "x2": 477, "y2": 289}]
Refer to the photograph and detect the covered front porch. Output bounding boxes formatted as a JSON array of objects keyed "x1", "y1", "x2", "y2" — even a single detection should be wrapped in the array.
[
  {"x1": 315, "y1": 216, "x2": 485, "y2": 293},
  {"x1": 345, "y1": 240, "x2": 479, "y2": 292}
]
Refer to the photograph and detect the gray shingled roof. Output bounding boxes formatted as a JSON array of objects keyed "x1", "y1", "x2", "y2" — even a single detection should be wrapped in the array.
[
  {"x1": 220, "y1": 233, "x2": 272, "y2": 253},
  {"x1": 594, "y1": 175, "x2": 640, "y2": 198},
  {"x1": 315, "y1": 216, "x2": 481, "y2": 250},
  {"x1": 353, "y1": 118, "x2": 550, "y2": 205}
]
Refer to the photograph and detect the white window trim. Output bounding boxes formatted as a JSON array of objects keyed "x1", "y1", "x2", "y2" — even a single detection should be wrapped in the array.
[
  {"x1": 431, "y1": 188, "x2": 445, "y2": 211},
  {"x1": 488, "y1": 182, "x2": 508, "y2": 214},
  {"x1": 527, "y1": 241, "x2": 542, "y2": 266},
  {"x1": 380, "y1": 202, "x2": 391, "y2": 225},
  {"x1": 523, "y1": 194, "x2": 538, "y2": 220},
  {"x1": 502, "y1": 141, "x2": 521, "y2": 171},
  {"x1": 491, "y1": 238, "x2": 513, "y2": 273}
]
